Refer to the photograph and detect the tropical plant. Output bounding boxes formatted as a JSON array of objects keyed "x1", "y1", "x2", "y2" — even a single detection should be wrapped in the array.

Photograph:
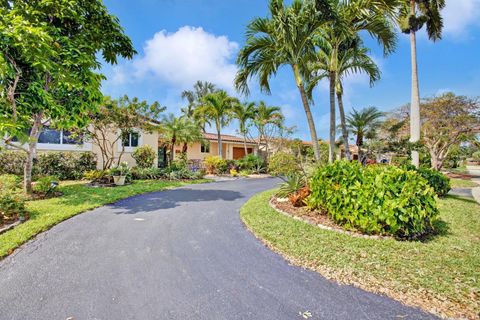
[
  {"x1": 181, "y1": 80, "x2": 217, "y2": 130},
  {"x1": 0, "y1": 0, "x2": 136, "y2": 194},
  {"x1": 33, "y1": 176, "x2": 58, "y2": 195},
  {"x1": 203, "y1": 155, "x2": 227, "y2": 175},
  {"x1": 397, "y1": 0, "x2": 446, "y2": 167},
  {"x1": 268, "y1": 152, "x2": 300, "y2": 177},
  {"x1": 346, "y1": 107, "x2": 384, "y2": 163},
  {"x1": 237, "y1": 154, "x2": 265, "y2": 174},
  {"x1": 195, "y1": 91, "x2": 238, "y2": 158},
  {"x1": 232, "y1": 102, "x2": 256, "y2": 154},
  {"x1": 160, "y1": 114, "x2": 204, "y2": 164},
  {"x1": 254, "y1": 102, "x2": 284, "y2": 159},
  {"x1": 308, "y1": 161, "x2": 439, "y2": 238},
  {"x1": 308, "y1": 0, "x2": 396, "y2": 162},
  {"x1": 132, "y1": 145, "x2": 157, "y2": 169},
  {"x1": 276, "y1": 174, "x2": 306, "y2": 198},
  {"x1": 235, "y1": 0, "x2": 330, "y2": 161}
]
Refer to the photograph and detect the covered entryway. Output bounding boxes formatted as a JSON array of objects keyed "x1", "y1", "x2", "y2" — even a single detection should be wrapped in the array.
[{"x1": 233, "y1": 147, "x2": 253, "y2": 160}]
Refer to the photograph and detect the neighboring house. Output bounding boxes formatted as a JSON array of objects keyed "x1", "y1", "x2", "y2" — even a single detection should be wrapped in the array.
[{"x1": 4, "y1": 127, "x2": 257, "y2": 169}]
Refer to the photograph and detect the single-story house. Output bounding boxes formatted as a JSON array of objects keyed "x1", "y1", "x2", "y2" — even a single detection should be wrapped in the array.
[{"x1": 4, "y1": 126, "x2": 258, "y2": 169}]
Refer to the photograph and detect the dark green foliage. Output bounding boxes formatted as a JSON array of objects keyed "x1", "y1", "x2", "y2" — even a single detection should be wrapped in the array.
[
  {"x1": 132, "y1": 146, "x2": 157, "y2": 168},
  {"x1": 131, "y1": 167, "x2": 164, "y2": 180},
  {"x1": 403, "y1": 165, "x2": 451, "y2": 197},
  {"x1": 308, "y1": 161, "x2": 439, "y2": 238},
  {"x1": 276, "y1": 174, "x2": 306, "y2": 198},
  {"x1": 0, "y1": 151, "x2": 96, "y2": 180},
  {"x1": 237, "y1": 154, "x2": 265, "y2": 174}
]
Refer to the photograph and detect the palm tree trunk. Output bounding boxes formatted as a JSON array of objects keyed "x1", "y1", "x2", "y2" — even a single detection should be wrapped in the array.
[
  {"x1": 243, "y1": 133, "x2": 248, "y2": 155},
  {"x1": 409, "y1": 0, "x2": 421, "y2": 168},
  {"x1": 329, "y1": 73, "x2": 336, "y2": 163},
  {"x1": 216, "y1": 123, "x2": 223, "y2": 158},
  {"x1": 337, "y1": 91, "x2": 351, "y2": 161},
  {"x1": 292, "y1": 65, "x2": 321, "y2": 162}
]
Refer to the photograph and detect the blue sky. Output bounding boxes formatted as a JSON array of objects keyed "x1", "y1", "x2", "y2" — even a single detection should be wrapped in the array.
[{"x1": 101, "y1": 0, "x2": 480, "y2": 141}]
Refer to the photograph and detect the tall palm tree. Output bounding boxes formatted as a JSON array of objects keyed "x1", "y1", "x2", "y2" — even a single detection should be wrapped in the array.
[
  {"x1": 397, "y1": 0, "x2": 445, "y2": 167},
  {"x1": 235, "y1": 0, "x2": 327, "y2": 161},
  {"x1": 181, "y1": 80, "x2": 217, "y2": 131},
  {"x1": 232, "y1": 101, "x2": 256, "y2": 154},
  {"x1": 346, "y1": 106, "x2": 384, "y2": 163},
  {"x1": 161, "y1": 114, "x2": 203, "y2": 164},
  {"x1": 254, "y1": 101, "x2": 284, "y2": 157},
  {"x1": 195, "y1": 90, "x2": 238, "y2": 158},
  {"x1": 308, "y1": 0, "x2": 397, "y2": 163}
]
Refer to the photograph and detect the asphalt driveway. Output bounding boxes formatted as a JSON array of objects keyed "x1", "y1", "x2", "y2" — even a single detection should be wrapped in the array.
[{"x1": 0, "y1": 178, "x2": 437, "y2": 320}]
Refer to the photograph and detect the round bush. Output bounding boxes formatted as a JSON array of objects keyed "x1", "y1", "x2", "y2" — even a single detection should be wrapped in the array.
[
  {"x1": 308, "y1": 161, "x2": 439, "y2": 238},
  {"x1": 132, "y1": 145, "x2": 156, "y2": 168},
  {"x1": 203, "y1": 156, "x2": 227, "y2": 175},
  {"x1": 268, "y1": 152, "x2": 300, "y2": 177}
]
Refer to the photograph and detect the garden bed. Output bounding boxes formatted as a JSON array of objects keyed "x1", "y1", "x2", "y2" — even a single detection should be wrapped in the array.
[
  {"x1": 270, "y1": 197, "x2": 390, "y2": 240},
  {"x1": 241, "y1": 190, "x2": 480, "y2": 319}
]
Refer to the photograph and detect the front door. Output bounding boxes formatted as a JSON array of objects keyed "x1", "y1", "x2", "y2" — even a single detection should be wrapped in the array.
[{"x1": 158, "y1": 147, "x2": 167, "y2": 168}]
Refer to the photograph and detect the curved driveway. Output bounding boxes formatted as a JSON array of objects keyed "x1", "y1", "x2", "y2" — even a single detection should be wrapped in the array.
[{"x1": 0, "y1": 178, "x2": 437, "y2": 320}]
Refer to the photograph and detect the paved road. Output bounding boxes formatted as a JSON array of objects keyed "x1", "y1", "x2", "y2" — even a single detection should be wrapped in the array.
[{"x1": 0, "y1": 178, "x2": 438, "y2": 320}]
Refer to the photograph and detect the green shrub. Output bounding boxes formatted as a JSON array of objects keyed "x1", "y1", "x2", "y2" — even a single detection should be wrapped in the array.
[
  {"x1": 472, "y1": 151, "x2": 480, "y2": 162},
  {"x1": 0, "y1": 151, "x2": 96, "y2": 180},
  {"x1": 132, "y1": 145, "x2": 156, "y2": 168},
  {"x1": 131, "y1": 167, "x2": 164, "y2": 180},
  {"x1": 203, "y1": 156, "x2": 227, "y2": 175},
  {"x1": 0, "y1": 174, "x2": 21, "y2": 191},
  {"x1": 83, "y1": 170, "x2": 110, "y2": 181},
  {"x1": 237, "y1": 154, "x2": 265, "y2": 174},
  {"x1": 0, "y1": 191, "x2": 26, "y2": 224},
  {"x1": 268, "y1": 152, "x2": 300, "y2": 176},
  {"x1": 403, "y1": 165, "x2": 451, "y2": 197},
  {"x1": 308, "y1": 161, "x2": 439, "y2": 238},
  {"x1": 276, "y1": 174, "x2": 306, "y2": 198},
  {"x1": 33, "y1": 176, "x2": 59, "y2": 194},
  {"x1": 0, "y1": 151, "x2": 26, "y2": 176}
]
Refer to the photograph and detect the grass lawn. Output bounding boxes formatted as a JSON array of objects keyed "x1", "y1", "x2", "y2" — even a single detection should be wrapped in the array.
[
  {"x1": 0, "y1": 179, "x2": 208, "y2": 259},
  {"x1": 241, "y1": 190, "x2": 480, "y2": 319},
  {"x1": 451, "y1": 178, "x2": 479, "y2": 188}
]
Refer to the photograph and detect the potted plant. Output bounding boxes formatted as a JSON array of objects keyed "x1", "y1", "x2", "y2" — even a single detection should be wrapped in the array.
[{"x1": 110, "y1": 162, "x2": 130, "y2": 186}]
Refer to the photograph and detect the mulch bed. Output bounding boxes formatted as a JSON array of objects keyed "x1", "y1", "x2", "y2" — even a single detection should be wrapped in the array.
[{"x1": 269, "y1": 197, "x2": 391, "y2": 240}]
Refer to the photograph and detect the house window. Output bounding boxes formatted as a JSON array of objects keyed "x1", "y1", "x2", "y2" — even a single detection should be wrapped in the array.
[
  {"x1": 38, "y1": 128, "x2": 82, "y2": 145},
  {"x1": 201, "y1": 142, "x2": 210, "y2": 153},
  {"x1": 122, "y1": 131, "x2": 140, "y2": 148}
]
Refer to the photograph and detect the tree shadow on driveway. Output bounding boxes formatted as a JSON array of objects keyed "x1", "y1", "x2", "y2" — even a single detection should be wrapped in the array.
[{"x1": 108, "y1": 188, "x2": 243, "y2": 215}]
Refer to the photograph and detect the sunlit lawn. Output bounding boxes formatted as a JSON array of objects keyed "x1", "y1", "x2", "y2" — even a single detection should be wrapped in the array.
[{"x1": 241, "y1": 190, "x2": 480, "y2": 319}]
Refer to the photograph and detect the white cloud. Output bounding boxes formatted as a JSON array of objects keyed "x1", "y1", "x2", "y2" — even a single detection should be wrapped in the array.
[
  {"x1": 133, "y1": 26, "x2": 239, "y2": 90},
  {"x1": 443, "y1": 0, "x2": 480, "y2": 38}
]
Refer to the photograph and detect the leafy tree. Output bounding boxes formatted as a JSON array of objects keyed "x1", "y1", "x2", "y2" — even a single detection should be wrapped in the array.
[
  {"x1": 397, "y1": 0, "x2": 446, "y2": 167},
  {"x1": 232, "y1": 102, "x2": 256, "y2": 154},
  {"x1": 195, "y1": 90, "x2": 238, "y2": 158},
  {"x1": 346, "y1": 107, "x2": 384, "y2": 163},
  {"x1": 181, "y1": 81, "x2": 217, "y2": 131},
  {"x1": 235, "y1": 0, "x2": 328, "y2": 161},
  {"x1": 83, "y1": 96, "x2": 164, "y2": 170},
  {"x1": 0, "y1": 0, "x2": 136, "y2": 193},
  {"x1": 160, "y1": 114, "x2": 204, "y2": 164}
]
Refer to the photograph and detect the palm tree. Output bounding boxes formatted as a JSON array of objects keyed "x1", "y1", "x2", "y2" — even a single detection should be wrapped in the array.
[
  {"x1": 254, "y1": 102, "x2": 284, "y2": 157},
  {"x1": 195, "y1": 90, "x2": 238, "y2": 158},
  {"x1": 397, "y1": 0, "x2": 445, "y2": 167},
  {"x1": 232, "y1": 101, "x2": 256, "y2": 154},
  {"x1": 161, "y1": 114, "x2": 203, "y2": 164},
  {"x1": 346, "y1": 107, "x2": 384, "y2": 163},
  {"x1": 308, "y1": 0, "x2": 396, "y2": 163},
  {"x1": 181, "y1": 81, "x2": 217, "y2": 131},
  {"x1": 235, "y1": 0, "x2": 327, "y2": 161}
]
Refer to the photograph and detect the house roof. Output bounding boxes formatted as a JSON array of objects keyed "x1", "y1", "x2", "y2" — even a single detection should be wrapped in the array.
[{"x1": 203, "y1": 132, "x2": 256, "y2": 144}]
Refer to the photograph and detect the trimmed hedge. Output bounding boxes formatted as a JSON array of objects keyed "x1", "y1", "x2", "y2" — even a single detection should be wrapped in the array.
[
  {"x1": 403, "y1": 165, "x2": 451, "y2": 197},
  {"x1": 0, "y1": 151, "x2": 96, "y2": 180},
  {"x1": 308, "y1": 161, "x2": 439, "y2": 238}
]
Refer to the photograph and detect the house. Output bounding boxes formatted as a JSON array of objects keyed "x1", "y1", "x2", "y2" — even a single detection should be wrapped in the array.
[{"x1": 4, "y1": 126, "x2": 258, "y2": 169}]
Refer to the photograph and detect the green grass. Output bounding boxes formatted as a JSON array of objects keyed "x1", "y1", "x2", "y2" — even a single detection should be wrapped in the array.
[
  {"x1": 450, "y1": 178, "x2": 479, "y2": 188},
  {"x1": 241, "y1": 190, "x2": 480, "y2": 319},
  {"x1": 0, "y1": 179, "x2": 208, "y2": 258}
]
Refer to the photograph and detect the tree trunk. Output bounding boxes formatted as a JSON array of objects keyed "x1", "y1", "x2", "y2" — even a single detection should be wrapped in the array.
[
  {"x1": 329, "y1": 73, "x2": 336, "y2": 163},
  {"x1": 243, "y1": 133, "x2": 248, "y2": 155},
  {"x1": 169, "y1": 137, "x2": 176, "y2": 164},
  {"x1": 24, "y1": 113, "x2": 43, "y2": 194},
  {"x1": 217, "y1": 124, "x2": 223, "y2": 159},
  {"x1": 292, "y1": 65, "x2": 321, "y2": 161},
  {"x1": 357, "y1": 134, "x2": 363, "y2": 164},
  {"x1": 337, "y1": 91, "x2": 351, "y2": 161},
  {"x1": 182, "y1": 142, "x2": 188, "y2": 153},
  {"x1": 409, "y1": 0, "x2": 421, "y2": 168}
]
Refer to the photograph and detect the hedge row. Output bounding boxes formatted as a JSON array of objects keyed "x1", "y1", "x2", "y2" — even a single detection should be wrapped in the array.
[{"x1": 0, "y1": 151, "x2": 96, "y2": 180}]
